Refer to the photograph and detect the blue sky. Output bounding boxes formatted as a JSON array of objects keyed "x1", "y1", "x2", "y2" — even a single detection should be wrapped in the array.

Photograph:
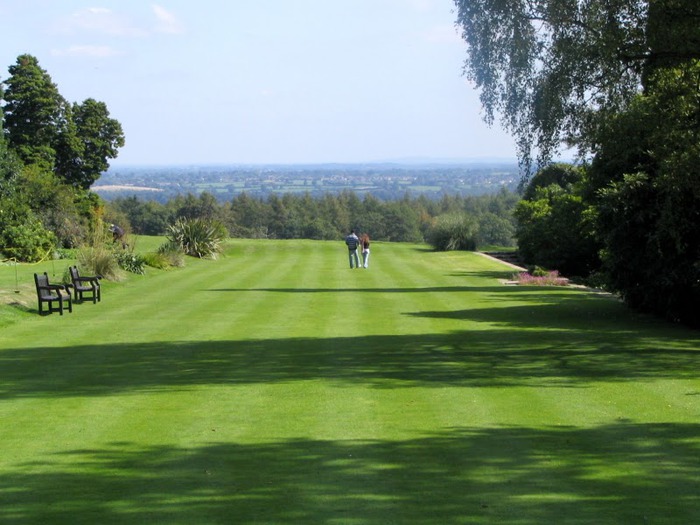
[{"x1": 0, "y1": 0, "x2": 517, "y2": 166}]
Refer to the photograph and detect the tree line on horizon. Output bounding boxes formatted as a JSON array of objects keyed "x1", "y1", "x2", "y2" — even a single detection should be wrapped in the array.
[{"x1": 105, "y1": 188, "x2": 519, "y2": 248}]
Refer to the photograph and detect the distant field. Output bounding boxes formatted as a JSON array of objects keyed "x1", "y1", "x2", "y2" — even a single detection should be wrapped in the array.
[
  {"x1": 1, "y1": 239, "x2": 698, "y2": 524},
  {"x1": 93, "y1": 162, "x2": 521, "y2": 201},
  {"x1": 94, "y1": 184, "x2": 163, "y2": 192}
]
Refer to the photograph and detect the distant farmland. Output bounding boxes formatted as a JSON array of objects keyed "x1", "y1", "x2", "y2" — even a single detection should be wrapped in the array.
[{"x1": 93, "y1": 162, "x2": 521, "y2": 202}]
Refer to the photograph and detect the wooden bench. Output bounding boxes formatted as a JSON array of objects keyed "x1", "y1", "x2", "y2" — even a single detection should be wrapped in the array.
[
  {"x1": 34, "y1": 272, "x2": 72, "y2": 315},
  {"x1": 69, "y1": 266, "x2": 101, "y2": 304}
]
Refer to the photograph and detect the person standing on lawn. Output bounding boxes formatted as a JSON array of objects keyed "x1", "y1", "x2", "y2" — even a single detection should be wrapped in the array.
[
  {"x1": 109, "y1": 223, "x2": 127, "y2": 248},
  {"x1": 345, "y1": 230, "x2": 360, "y2": 269},
  {"x1": 360, "y1": 233, "x2": 370, "y2": 268}
]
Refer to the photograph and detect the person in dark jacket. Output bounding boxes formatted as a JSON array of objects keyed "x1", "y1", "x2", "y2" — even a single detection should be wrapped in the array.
[
  {"x1": 345, "y1": 230, "x2": 360, "y2": 268},
  {"x1": 109, "y1": 223, "x2": 127, "y2": 248}
]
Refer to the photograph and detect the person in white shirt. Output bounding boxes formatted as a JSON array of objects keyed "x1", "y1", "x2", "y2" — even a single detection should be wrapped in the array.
[{"x1": 360, "y1": 233, "x2": 370, "y2": 268}]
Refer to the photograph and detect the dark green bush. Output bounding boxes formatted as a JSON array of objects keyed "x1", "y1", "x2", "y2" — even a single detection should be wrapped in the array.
[{"x1": 514, "y1": 167, "x2": 600, "y2": 278}]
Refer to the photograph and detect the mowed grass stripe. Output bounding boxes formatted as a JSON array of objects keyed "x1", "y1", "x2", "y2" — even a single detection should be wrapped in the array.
[
  {"x1": 219, "y1": 240, "x2": 334, "y2": 339},
  {"x1": 372, "y1": 247, "x2": 467, "y2": 334},
  {"x1": 281, "y1": 243, "x2": 511, "y2": 445}
]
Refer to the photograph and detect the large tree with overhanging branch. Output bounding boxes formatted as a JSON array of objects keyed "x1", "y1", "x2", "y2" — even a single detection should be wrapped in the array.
[
  {"x1": 454, "y1": 0, "x2": 700, "y2": 325},
  {"x1": 453, "y1": 0, "x2": 700, "y2": 169}
]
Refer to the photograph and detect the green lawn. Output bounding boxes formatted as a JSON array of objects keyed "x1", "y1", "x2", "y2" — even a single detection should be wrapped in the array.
[{"x1": 1, "y1": 239, "x2": 699, "y2": 524}]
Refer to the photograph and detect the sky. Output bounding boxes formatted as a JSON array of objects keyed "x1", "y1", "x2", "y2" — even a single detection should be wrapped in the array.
[{"x1": 0, "y1": 0, "x2": 518, "y2": 166}]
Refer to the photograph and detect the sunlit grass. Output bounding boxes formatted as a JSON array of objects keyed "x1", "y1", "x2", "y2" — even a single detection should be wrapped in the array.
[{"x1": 0, "y1": 239, "x2": 698, "y2": 524}]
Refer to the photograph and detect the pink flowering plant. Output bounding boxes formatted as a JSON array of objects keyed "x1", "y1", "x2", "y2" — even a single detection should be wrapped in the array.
[{"x1": 513, "y1": 267, "x2": 569, "y2": 286}]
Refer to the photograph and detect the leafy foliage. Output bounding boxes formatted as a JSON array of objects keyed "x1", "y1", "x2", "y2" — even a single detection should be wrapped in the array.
[
  {"x1": 2, "y1": 55, "x2": 124, "y2": 188},
  {"x1": 456, "y1": 2, "x2": 700, "y2": 324},
  {"x1": 590, "y1": 62, "x2": 700, "y2": 326},
  {"x1": 114, "y1": 251, "x2": 146, "y2": 274},
  {"x1": 2, "y1": 54, "x2": 64, "y2": 171},
  {"x1": 17, "y1": 166, "x2": 91, "y2": 248},
  {"x1": 110, "y1": 188, "x2": 519, "y2": 249},
  {"x1": 0, "y1": 54, "x2": 124, "y2": 260},
  {"x1": 453, "y1": 0, "x2": 700, "y2": 171},
  {"x1": 475, "y1": 211, "x2": 515, "y2": 247},
  {"x1": 0, "y1": 167, "x2": 56, "y2": 262},
  {"x1": 514, "y1": 164, "x2": 600, "y2": 278},
  {"x1": 154, "y1": 240, "x2": 186, "y2": 268},
  {"x1": 54, "y1": 98, "x2": 125, "y2": 190},
  {"x1": 0, "y1": 204, "x2": 56, "y2": 262}
]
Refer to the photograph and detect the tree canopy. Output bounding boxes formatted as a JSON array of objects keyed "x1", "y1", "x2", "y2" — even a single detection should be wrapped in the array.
[
  {"x1": 462, "y1": 1, "x2": 700, "y2": 324},
  {"x1": 0, "y1": 54, "x2": 124, "y2": 259},
  {"x1": 3, "y1": 54, "x2": 64, "y2": 171},
  {"x1": 455, "y1": 0, "x2": 700, "y2": 326},
  {"x1": 453, "y1": 0, "x2": 700, "y2": 170},
  {"x1": 2, "y1": 54, "x2": 124, "y2": 189}
]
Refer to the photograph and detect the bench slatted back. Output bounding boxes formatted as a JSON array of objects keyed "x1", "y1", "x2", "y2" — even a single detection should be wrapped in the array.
[{"x1": 34, "y1": 273, "x2": 58, "y2": 300}]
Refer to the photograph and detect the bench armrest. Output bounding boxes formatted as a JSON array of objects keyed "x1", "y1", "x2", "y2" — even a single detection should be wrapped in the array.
[
  {"x1": 74, "y1": 276, "x2": 100, "y2": 284},
  {"x1": 38, "y1": 283, "x2": 71, "y2": 295}
]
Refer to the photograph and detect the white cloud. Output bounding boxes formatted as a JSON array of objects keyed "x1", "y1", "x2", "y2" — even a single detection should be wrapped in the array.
[
  {"x1": 152, "y1": 5, "x2": 185, "y2": 35},
  {"x1": 58, "y1": 7, "x2": 147, "y2": 37},
  {"x1": 50, "y1": 45, "x2": 122, "y2": 58},
  {"x1": 54, "y1": 6, "x2": 185, "y2": 38}
]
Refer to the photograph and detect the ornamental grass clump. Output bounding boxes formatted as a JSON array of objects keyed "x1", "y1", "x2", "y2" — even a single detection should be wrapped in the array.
[
  {"x1": 427, "y1": 212, "x2": 478, "y2": 251},
  {"x1": 77, "y1": 244, "x2": 123, "y2": 281},
  {"x1": 167, "y1": 218, "x2": 226, "y2": 259},
  {"x1": 142, "y1": 241, "x2": 186, "y2": 269}
]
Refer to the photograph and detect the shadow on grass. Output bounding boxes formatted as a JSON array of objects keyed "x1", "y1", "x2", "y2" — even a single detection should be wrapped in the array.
[
  {"x1": 208, "y1": 286, "x2": 512, "y2": 294},
  {"x1": 449, "y1": 269, "x2": 518, "y2": 280},
  {"x1": 1, "y1": 423, "x2": 698, "y2": 524},
  {"x1": 408, "y1": 297, "x2": 633, "y2": 330},
  {"x1": 0, "y1": 319, "x2": 698, "y2": 399},
  {"x1": 206, "y1": 285, "x2": 593, "y2": 295}
]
